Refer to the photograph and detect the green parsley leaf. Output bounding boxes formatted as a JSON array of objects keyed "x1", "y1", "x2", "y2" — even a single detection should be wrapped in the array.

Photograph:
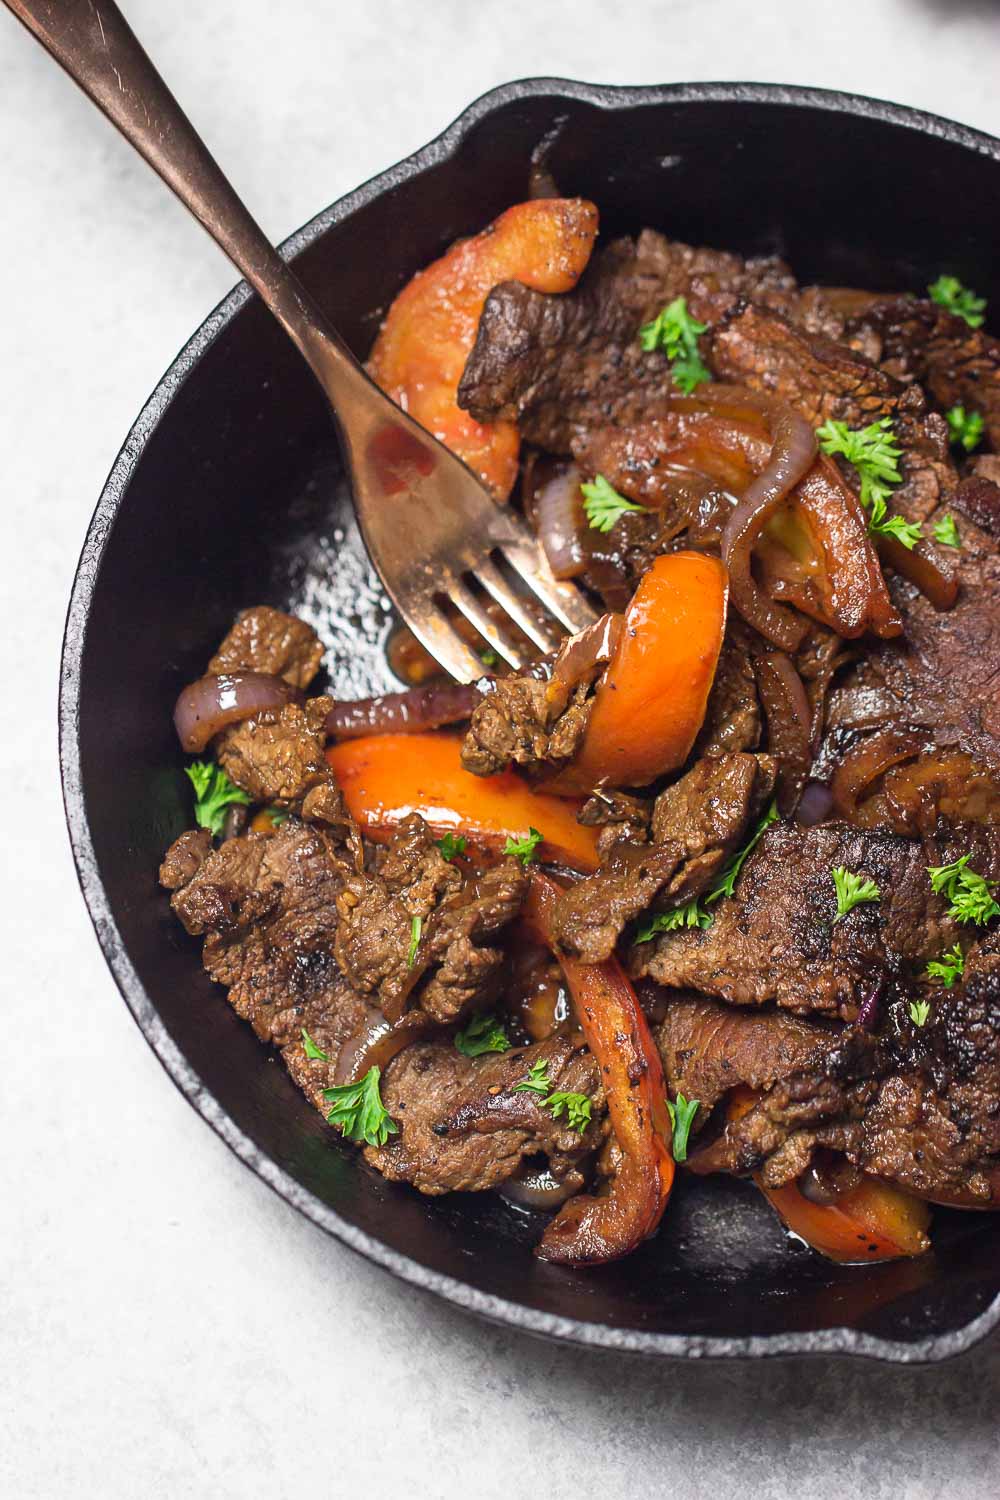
[
  {"x1": 479, "y1": 647, "x2": 499, "y2": 668},
  {"x1": 831, "y1": 866, "x2": 881, "y2": 922},
  {"x1": 262, "y1": 806, "x2": 288, "y2": 828},
  {"x1": 322, "y1": 1066, "x2": 398, "y2": 1147},
  {"x1": 184, "y1": 760, "x2": 250, "y2": 837},
  {"x1": 634, "y1": 898, "x2": 711, "y2": 943},
  {"x1": 580, "y1": 474, "x2": 650, "y2": 533},
  {"x1": 946, "y1": 404, "x2": 985, "y2": 452},
  {"x1": 503, "y1": 827, "x2": 543, "y2": 867},
  {"x1": 866, "y1": 493, "x2": 923, "y2": 549},
  {"x1": 545, "y1": 1091, "x2": 593, "y2": 1134},
  {"x1": 927, "y1": 855, "x2": 1000, "y2": 926},
  {"x1": 436, "y1": 832, "x2": 468, "y2": 862},
  {"x1": 455, "y1": 1012, "x2": 511, "y2": 1057},
  {"x1": 908, "y1": 999, "x2": 932, "y2": 1028},
  {"x1": 301, "y1": 1028, "x2": 329, "y2": 1062},
  {"x1": 633, "y1": 802, "x2": 780, "y2": 944},
  {"x1": 931, "y1": 513, "x2": 961, "y2": 549},
  {"x1": 638, "y1": 296, "x2": 712, "y2": 393},
  {"x1": 407, "y1": 914, "x2": 423, "y2": 967},
  {"x1": 928, "y1": 275, "x2": 986, "y2": 329},
  {"x1": 513, "y1": 1058, "x2": 552, "y2": 1098},
  {"x1": 707, "y1": 800, "x2": 779, "y2": 903},
  {"x1": 925, "y1": 943, "x2": 965, "y2": 989},
  {"x1": 665, "y1": 1093, "x2": 700, "y2": 1163},
  {"x1": 816, "y1": 417, "x2": 903, "y2": 510}
]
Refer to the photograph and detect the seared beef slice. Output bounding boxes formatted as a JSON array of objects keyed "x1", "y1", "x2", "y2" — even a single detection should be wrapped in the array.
[{"x1": 632, "y1": 821, "x2": 1000, "y2": 1018}]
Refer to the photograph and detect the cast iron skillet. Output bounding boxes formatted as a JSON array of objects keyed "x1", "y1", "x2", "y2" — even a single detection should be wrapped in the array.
[{"x1": 60, "y1": 80, "x2": 1000, "y2": 1361}]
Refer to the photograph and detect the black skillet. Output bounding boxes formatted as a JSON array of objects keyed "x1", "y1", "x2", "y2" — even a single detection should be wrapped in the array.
[{"x1": 60, "y1": 80, "x2": 1000, "y2": 1361}]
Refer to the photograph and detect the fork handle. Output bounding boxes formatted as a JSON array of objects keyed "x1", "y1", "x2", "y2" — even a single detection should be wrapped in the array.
[{"x1": 5, "y1": 0, "x2": 358, "y2": 396}]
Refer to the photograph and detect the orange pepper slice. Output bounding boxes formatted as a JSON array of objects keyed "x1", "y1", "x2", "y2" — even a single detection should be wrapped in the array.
[
  {"x1": 525, "y1": 873, "x2": 675, "y2": 1265},
  {"x1": 367, "y1": 198, "x2": 598, "y2": 499},
  {"x1": 325, "y1": 731, "x2": 599, "y2": 872},
  {"x1": 550, "y1": 551, "x2": 729, "y2": 793}
]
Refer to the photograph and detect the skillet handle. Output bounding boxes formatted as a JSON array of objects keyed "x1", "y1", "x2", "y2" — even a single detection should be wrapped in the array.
[{"x1": 4, "y1": 0, "x2": 358, "y2": 395}]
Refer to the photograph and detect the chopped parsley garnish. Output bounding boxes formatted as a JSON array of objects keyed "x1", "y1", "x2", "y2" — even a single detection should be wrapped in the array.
[
  {"x1": 707, "y1": 801, "x2": 779, "y2": 903},
  {"x1": 927, "y1": 855, "x2": 1000, "y2": 926},
  {"x1": 261, "y1": 806, "x2": 288, "y2": 828},
  {"x1": 925, "y1": 943, "x2": 965, "y2": 989},
  {"x1": 666, "y1": 1092, "x2": 700, "y2": 1163},
  {"x1": 634, "y1": 802, "x2": 779, "y2": 942},
  {"x1": 545, "y1": 1092, "x2": 593, "y2": 1134},
  {"x1": 580, "y1": 474, "x2": 650, "y2": 532},
  {"x1": 831, "y1": 866, "x2": 881, "y2": 922},
  {"x1": 436, "y1": 832, "x2": 468, "y2": 862},
  {"x1": 928, "y1": 275, "x2": 986, "y2": 329},
  {"x1": 184, "y1": 760, "x2": 250, "y2": 837},
  {"x1": 322, "y1": 1066, "x2": 398, "y2": 1147},
  {"x1": 816, "y1": 417, "x2": 903, "y2": 509},
  {"x1": 455, "y1": 1012, "x2": 511, "y2": 1057},
  {"x1": 301, "y1": 1028, "x2": 329, "y2": 1062},
  {"x1": 639, "y1": 296, "x2": 711, "y2": 393},
  {"x1": 908, "y1": 999, "x2": 932, "y2": 1029},
  {"x1": 866, "y1": 494, "x2": 923, "y2": 549},
  {"x1": 931, "y1": 513, "x2": 961, "y2": 549},
  {"x1": 503, "y1": 827, "x2": 543, "y2": 867},
  {"x1": 634, "y1": 899, "x2": 712, "y2": 943},
  {"x1": 513, "y1": 1058, "x2": 552, "y2": 1097},
  {"x1": 513, "y1": 1061, "x2": 591, "y2": 1133},
  {"x1": 946, "y1": 404, "x2": 984, "y2": 452},
  {"x1": 479, "y1": 647, "x2": 499, "y2": 668},
  {"x1": 407, "y1": 915, "x2": 423, "y2": 968}
]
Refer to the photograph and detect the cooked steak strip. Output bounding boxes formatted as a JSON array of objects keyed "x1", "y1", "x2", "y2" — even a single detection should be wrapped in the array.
[
  {"x1": 457, "y1": 232, "x2": 831, "y2": 454},
  {"x1": 365, "y1": 1036, "x2": 605, "y2": 1194},
  {"x1": 632, "y1": 820, "x2": 1000, "y2": 1018},
  {"x1": 825, "y1": 492, "x2": 1000, "y2": 774},
  {"x1": 215, "y1": 696, "x2": 338, "y2": 807},
  {"x1": 552, "y1": 753, "x2": 776, "y2": 962},
  {"x1": 687, "y1": 940, "x2": 1000, "y2": 1207},
  {"x1": 208, "y1": 604, "x2": 325, "y2": 690},
  {"x1": 709, "y1": 301, "x2": 956, "y2": 522},
  {"x1": 845, "y1": 296, "x2": 1000, "y2": 452},
  {"x1": 461, "y1": 675, "x2": 591, "y2": 779}
]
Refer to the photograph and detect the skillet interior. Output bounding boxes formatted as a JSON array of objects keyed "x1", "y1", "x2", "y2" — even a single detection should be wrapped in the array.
[{"x1": 61, "y1": 81, "x2": 1000, "y2": 1359}]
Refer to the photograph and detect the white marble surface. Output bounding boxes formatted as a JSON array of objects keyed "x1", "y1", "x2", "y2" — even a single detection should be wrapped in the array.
[{"x1": 3, "y1": 1, "x2": 1000, "y2": 1495}]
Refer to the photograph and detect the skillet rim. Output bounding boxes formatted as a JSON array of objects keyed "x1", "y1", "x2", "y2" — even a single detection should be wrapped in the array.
[{"x1": 58, "y1": 77, "x2": 1000, "y2": 1363}]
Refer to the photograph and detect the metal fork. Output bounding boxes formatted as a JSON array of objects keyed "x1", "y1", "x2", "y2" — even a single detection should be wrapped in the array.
[{"x1": 8, "y1": 0, "x2": 597, "y2": 682}]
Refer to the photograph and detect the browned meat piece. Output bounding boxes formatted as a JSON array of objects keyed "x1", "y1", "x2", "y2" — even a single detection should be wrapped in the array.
[
  {"x1": 689, "y1": 939, "x2": 1000, "y2": 1207},
  {"x1": 845, "y1": 296, "x2": 1000, "y2": 451},
  {"x1": 695, "y1": 634, "x2": 762, "y2": 755},
  {"x1": 972, "y1": 454, "x2": 1000, "y2": 488},
  {"x1": 632, "y1": 820, "x2": 1000, "y2": 1018},
  {"x1": 577, "y1": 789, "x2": 651, "y2": 859},
  {"x1": 208, "y1": 605, "x2": 325, "y2": 689},
  {"x1": 552, "y1": 753, "x2": 776, "y2": 962},
  {"x1": 709, "y1": 301, "x2": 957, "y2": 523},
  {"x1": 158, "y1": 827, "x2": 213, "y2": 890},
  {"x1": 457, "y1": 232, "x2": 829, "y2": 454},
  {"x1": 165, "y1": 820, "x2": 365, "y2": 1049},
  {"x1": 334, "y1": 815, "x2": 525, "y2": 1024},
  {"x1": 461, "y1": 675, "x2": 591, "y2": 778},
  {"x1": 825, "y1": 499, "x2": 1000, "y2": 773},
  {"x1": 655, "y1": 993, "x2": 842, "y2": 1115},
  {"x1": 216, "y1": 697, "x2": 334, "y2": 805},
  {"x1": 951, "y1": 473, "x2": 1000, "y2": 541},
  {"x1": 366, "y1": 1035, "x2": 605, "y2": 1194}
]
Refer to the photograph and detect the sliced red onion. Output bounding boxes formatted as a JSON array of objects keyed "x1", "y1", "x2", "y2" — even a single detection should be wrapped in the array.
[
  {"x1": 830, "y1": 727, "x2": 928, "y2": 818},
  {"x1": 754, "y1": 651, "x2": 812, "y2": 814},
  {"x1": 174, "y1": 671, "x2": 298, "y2": 752},
  {"x1": 545, "y1": 611, "x2": 623, "y2": 717},
  {"x1": 334, "y1": 1008, "x2": 433, "y2": 1085},
  {"x1": 535, "y1": 463, "x2": 588, "y2": 579},
  {"x1": 796, "y1": 780, "x2": 835, "y2": 826},
  {"x1": 325, "y1": 681, "x2": 482, "y2": 740},
  {"x1": 499, "y1": 1163, "x2": 583, "y2": 1210},
  {"x1": 855, "y1": 975, "x2": 885, "y2": 1032},
  {"x1": 721, "y1": 403, "x2": 818, "y2": 650}
]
